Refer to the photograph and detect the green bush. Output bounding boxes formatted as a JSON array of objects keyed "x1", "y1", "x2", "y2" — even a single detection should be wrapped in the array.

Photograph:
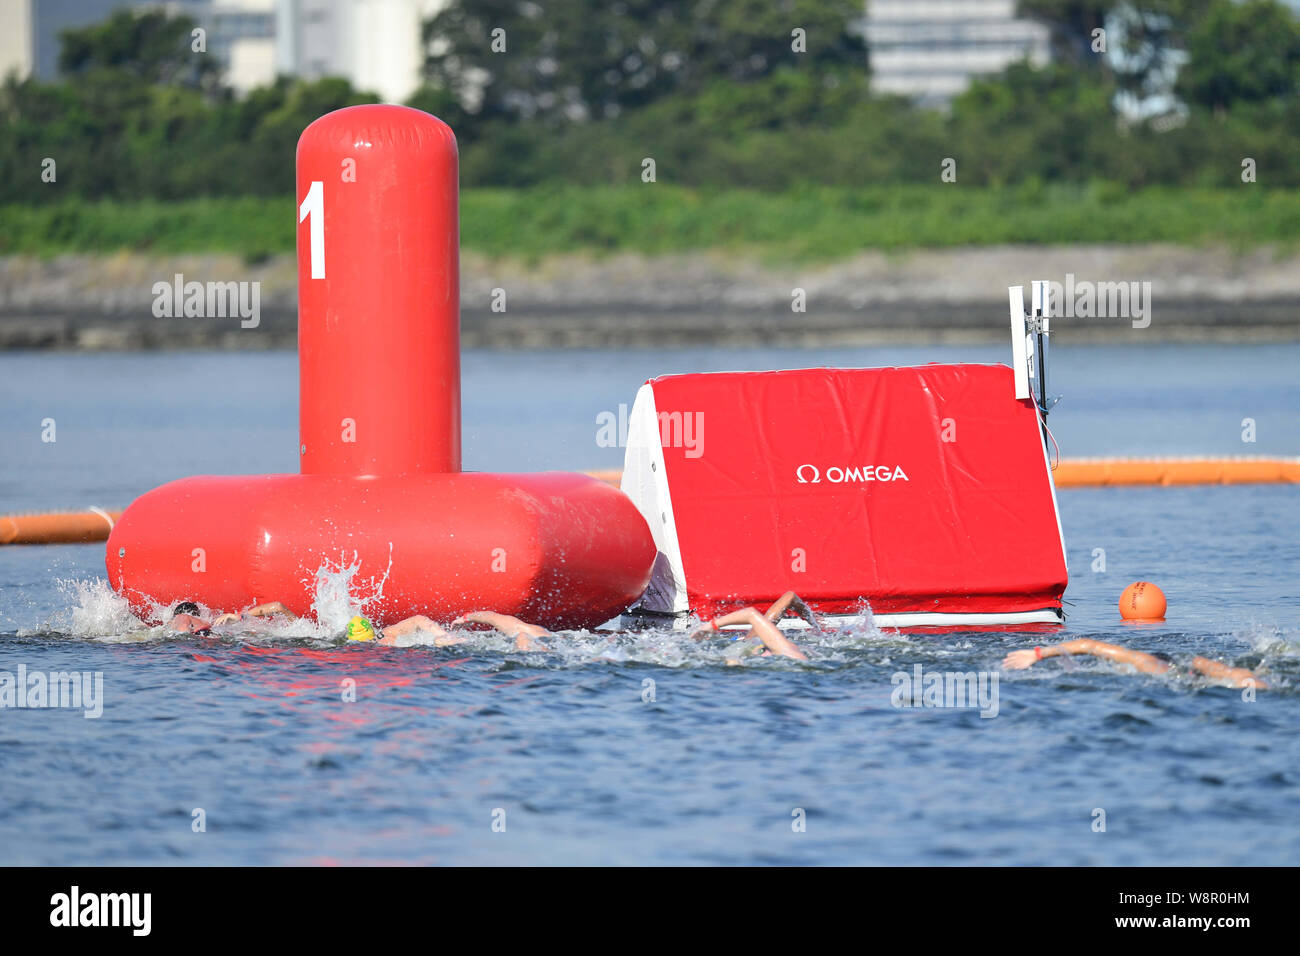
[{"x1": 3, "y1": 186, "x2": 1296, "y2": 260}]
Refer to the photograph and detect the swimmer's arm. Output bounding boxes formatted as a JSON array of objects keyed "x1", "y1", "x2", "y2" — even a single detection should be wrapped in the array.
[
  {"x1": 212, "y1": 602, "x2": 295, "y2": 626},
  {"x1": 378, "y1": 615, "x2": 461, "y2": 647},
  {"x1": 764, "y1": 591, "x2": 820, "y2": 630},
  {"x1": 692, "y1": 592, "x2": 819, "y2": 641},
  {"x1": 712, "y1": 608, "x2": 808, "y2": 661},
  {"x1": 1190, "y1": 656, "x2": 1267, "y2": 690},
  {"x1": 764, "y1": 592, "x2": 797, "y2": 620},
  {"x1": 244, "y1": 601, "x2": 295, "y2": 619},
  {"x1": 1003, "y1": 639, "x2": 1169, "y2": 674},
  {"x1": 452, "y1": 612, "x2": 550, "y2": 652}
]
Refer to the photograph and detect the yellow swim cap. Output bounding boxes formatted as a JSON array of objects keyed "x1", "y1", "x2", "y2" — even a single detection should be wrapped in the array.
[{"x1": 346, "y1": 615, "x2": 376, "y2": 642}]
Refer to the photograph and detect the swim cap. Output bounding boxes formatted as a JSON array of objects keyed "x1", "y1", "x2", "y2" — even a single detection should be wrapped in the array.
[{"x1": 346, "y1": 615, "x2": 376, "y2": 642}]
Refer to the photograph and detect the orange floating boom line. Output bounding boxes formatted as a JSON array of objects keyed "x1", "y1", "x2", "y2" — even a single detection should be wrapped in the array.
[
  {"x1": 4, "y1": 458, "x2": 1296, "y2": 546},
  {"x1": 584, "y1": 469, "x2": 624, "y2": 487},
  {"x1": 0, "y1": 508, "x2": 122, "y2": 545},
  {"x1": 1051, "y1": 456, "x2": 1300, "y2": 487}
]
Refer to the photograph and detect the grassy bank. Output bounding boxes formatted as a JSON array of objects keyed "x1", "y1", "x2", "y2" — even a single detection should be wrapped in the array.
[{"x1": 2, "y1": 185, "x2": 1297, "y2": 262}]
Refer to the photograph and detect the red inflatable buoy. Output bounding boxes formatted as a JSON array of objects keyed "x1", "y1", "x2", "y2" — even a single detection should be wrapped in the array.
[{"x1": 107, "y1": 105, "x2": 653, "y2": 629}]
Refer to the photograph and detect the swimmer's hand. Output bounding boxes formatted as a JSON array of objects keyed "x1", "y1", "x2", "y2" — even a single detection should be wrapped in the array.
[
  {"x1": 513, "y1": 633, "x2": 547, "y2": 652},
  {"x1": 1002, "y1": 649, "x2": 1041, "y2": 670},
  {"x1": 788, "y1": 595, "x2": 820, "y2": 631},
  {"x1": 212, "y1": 612, "x2": 241, "y2": 626},
  {"x1": 689, "y1": 619, "x2": 720, "y2": 641}
]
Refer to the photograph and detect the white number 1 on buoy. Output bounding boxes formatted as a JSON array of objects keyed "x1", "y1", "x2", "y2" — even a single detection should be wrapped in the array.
[{"x1": 299, "y1": 180, "x2": 325, "y2": 278}]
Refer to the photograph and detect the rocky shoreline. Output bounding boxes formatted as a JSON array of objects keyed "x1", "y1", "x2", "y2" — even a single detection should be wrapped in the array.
[{"x1": 2, "y1": 244, "x2": 1297, "y2": 349}]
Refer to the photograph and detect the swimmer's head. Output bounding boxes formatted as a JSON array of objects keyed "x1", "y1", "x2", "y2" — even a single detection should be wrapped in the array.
[
  {"x1": 169, "y1": 602, "x2": 211, "y2": 636},
  {"x1": 346, "y1": 616, "x2": 376, "y2": 642},
  {"x1": 1150, "y1": 651, "x2": 1175, "y2": 666}
]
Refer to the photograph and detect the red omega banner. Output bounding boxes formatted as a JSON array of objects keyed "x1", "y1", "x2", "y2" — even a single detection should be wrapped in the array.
[{"x1": 621, "y1": 364, "x2": 1068, "y2": 625}]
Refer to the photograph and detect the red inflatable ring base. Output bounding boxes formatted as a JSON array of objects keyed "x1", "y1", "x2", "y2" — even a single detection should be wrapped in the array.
[{"x1": 106, "y1": 472, "x2": 654, "y2": 631}]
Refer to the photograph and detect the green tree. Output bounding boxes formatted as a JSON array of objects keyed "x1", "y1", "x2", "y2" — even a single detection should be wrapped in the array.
[
  {"x1": 1175, "y1": 0, "x2": 1300, "y2": 112},
  {"x1": 58, "y1": 8, "x2": 223, "y2": 94},
  {"x1": 948, "y1": 61, "x2": 1117, "y2": 185},
  {"x1": 1016, "y1": 0, "x2": 1113, "y2": 67},
  {"x1": 420, "y1": 0, "x2": 867, "y2": 126},
  {"x1": 1016, "y1": 0, "x2": 1210, "y2": 100}
]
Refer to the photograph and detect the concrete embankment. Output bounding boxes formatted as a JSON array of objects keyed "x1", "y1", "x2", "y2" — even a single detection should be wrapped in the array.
[{"x1": 2, "y1": 244, "x2": 1297, "y2": 349}]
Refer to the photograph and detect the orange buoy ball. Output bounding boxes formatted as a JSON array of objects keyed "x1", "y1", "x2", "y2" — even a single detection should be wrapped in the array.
[{"x1": 1119, "y1": 581, "x2": 1167, "y2": 620}]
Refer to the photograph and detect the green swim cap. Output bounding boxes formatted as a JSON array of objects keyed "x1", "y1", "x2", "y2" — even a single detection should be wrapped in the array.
[{"x1": 346, "y1": 615, "x2": 376, "y2": 642}]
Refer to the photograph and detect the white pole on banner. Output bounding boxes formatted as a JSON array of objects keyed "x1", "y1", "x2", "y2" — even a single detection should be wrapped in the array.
[{"x1": 1008, "y1": 285, "x2": 1030, "y2": 400}]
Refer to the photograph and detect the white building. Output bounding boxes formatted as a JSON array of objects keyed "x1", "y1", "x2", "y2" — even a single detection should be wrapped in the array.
[
  {"x1": 0, "y1": 0, "x2": 127, "y2": 81},
  {"x1": 864, "y1": 0, "x2": 1052, "y2": 104},
  {"x1": 168, "y1": 0, "x2": 278, "y2": 93},
  {"x1": 275, "y1": 0, "x2": 446, "y2": 103},
  {"x1": 0, "y1": 0, "x2": 34, "y2": 81},
  {"x1": 0, "y1": 0, "x2": 277, "y2": 93},
  {"x1": 0, "y1": 0, "x2": 442, "y2": 101}
]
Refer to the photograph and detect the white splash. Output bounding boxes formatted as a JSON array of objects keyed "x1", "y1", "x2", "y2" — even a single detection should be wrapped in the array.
[
  {"x1": 307, "y1": 547, "x2": 394, "y2": 636},
  {"x1": 61, "y1": 578, "x2": 141, "y2": 638},
  {"x1": 1235, "y1": 622, "x2": 1297, "y2": 656}
]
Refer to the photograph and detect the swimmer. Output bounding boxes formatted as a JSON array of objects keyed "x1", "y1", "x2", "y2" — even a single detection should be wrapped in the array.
[
  {"x1": 688, "y1": 590, "x2": 815, "y2": 661},
  {"x1": 362, "y1": 592, "x2": 818, "y2": 661},
  {"x1": 344, "y1": 613, "x2": 466, "y2": 647},
  {"x1": 166, "y1": 600, "x2": 294, "y2": 636},
  {"x1": 1002, "y1": 638, "x2": 1267, "y2": 689},
  {"x1": 345, "y1": 613, "x2": 542, "y2": 651}
]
